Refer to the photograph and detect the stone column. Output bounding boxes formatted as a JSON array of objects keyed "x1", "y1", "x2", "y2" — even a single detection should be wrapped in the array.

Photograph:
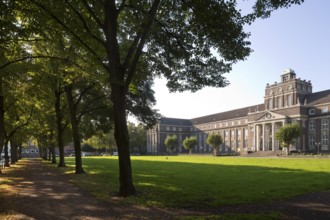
[
  {"x1": 256, "y1": 125, "x2": 259, "y2": 151},
  {"x1": 272, "y1": 122, "x2": 275, "y2": 151},
  {"x1": 262, "y1": 123, "x2": 265, "y2": 151},
  {"x1": 253, "y1": 125, "x2": 256, "y2": 151}
]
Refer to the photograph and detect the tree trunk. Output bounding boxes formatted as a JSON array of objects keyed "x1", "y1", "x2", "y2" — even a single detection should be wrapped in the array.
[
  {"x1": 4, "y1": 139, "x2": 10, "y2": 167},
  {"x1": 0, "y1": 76, "x2": 5, "y2": 165},
  {"x1": 65, "y1": 84, "x2": 85, "y2": 174},
  {"x1": 42, "y1": 145, "x2": 48, "y2": 160},
  {"x1": 51, "y1": 144, "x2": 56, "y2": 164},
  {"x1": 55, "y1": 89, "x2": 66, "y2": 167},
  {"x1": 49, "y1": 131, "x2": 57, "y2": 164},
  {"x1": 213, "y1": 147, "x2": 219, "y2": 156},
  {"x1": 18, "y1": 142, "x2": 22, "y2": 159},
  {"x1": 112, "y1": 85, "x2": 135, "y2": 197},
  {"x1": 48, "y1": 147, "x2": 51, "y2": 161},
  {"x1": 10, "y1": 139, "x2": 18, "y2": 164}
]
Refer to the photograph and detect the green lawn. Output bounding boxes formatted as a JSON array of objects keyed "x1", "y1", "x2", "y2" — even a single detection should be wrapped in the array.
[{"x1": 58, "y1": 156, "x2": 330, "y2": 208}]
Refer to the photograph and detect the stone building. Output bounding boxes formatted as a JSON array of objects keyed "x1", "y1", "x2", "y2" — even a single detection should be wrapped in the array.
[{"x1": 146, "y1": 69, "x2": 330, "y2": 154}]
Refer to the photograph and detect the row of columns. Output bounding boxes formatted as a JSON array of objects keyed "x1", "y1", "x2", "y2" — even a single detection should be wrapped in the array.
[{"x1": 253, "y1": 121, "x2": 284, "y2": 151}]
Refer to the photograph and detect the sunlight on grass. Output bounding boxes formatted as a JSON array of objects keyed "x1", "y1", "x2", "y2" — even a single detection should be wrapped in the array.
[
  {"x1": 58, "y1": 156, "x2": 330, "y2": 209},
  {"x1": 181, "y1": 212, "x2": 282, "y2": 220}
]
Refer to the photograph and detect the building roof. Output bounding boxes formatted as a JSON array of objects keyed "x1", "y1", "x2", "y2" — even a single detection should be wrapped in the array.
[
  {"x1": 190, "y1": 103, "x2": 265, "y2": 125},
  {"x1": 159, "y1": 117, "x2": 193, "y2": 126},
  {"x1": 305, "y1": 89, "x2": 330, "y2": 106}
]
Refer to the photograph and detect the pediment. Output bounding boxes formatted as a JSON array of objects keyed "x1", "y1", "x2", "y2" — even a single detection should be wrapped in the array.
[{"x1": 255, "y1": 111, "x2": 286, "y2": 122}]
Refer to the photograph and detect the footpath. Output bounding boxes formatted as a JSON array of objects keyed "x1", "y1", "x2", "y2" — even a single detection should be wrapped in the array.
[
  {"x1": 0, "y1": 159, "x2": 172, "y2": 219},
  {"x1": 1, "y1": 158, "x2": 330, "y2": 219}
]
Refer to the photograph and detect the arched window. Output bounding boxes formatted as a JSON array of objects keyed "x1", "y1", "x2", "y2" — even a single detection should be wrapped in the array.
[
  {"x1": 277, "y1": 96, "x2": 282, "y2": 108},
  {"x1": 287, "y1": 94, "x2": 292, "y2": 106},
  {"x1": 268, "y1": 98, "x2": 273, "y2": 109}
]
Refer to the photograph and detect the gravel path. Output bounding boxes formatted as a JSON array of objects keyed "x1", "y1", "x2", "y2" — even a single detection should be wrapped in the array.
[{"x1": 1, "y1": 158, "x2": 330, "y2": 219}]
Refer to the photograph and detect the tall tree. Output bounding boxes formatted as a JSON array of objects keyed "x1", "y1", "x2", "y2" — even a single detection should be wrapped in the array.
[{"x1": 19, "y1": 0, "x2": 304, "y2": 196}]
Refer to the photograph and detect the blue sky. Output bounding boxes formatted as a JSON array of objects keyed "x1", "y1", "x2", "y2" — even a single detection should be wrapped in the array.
[{"x1": 150, "y1": 0, "x2": 330, "y2": 120}]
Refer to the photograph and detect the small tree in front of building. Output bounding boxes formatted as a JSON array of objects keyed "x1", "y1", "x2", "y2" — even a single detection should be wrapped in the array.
[
  {"x1": 275, "y1": 123, "x2": 301, "y2": 156},
  {"x1": 183, "y1": 136, "x2": 197, "y2": 154},
  {"x1": 206, "y1": 133, "x2": 223, "y2": 156},
  {"x1": 164, "y1": 135, "x2": 178, "y2": 153}
]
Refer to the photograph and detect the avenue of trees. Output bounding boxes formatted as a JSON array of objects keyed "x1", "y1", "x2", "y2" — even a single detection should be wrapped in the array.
[{"x1": 0, "y1": 0, "x2": 304, "y2": 195}]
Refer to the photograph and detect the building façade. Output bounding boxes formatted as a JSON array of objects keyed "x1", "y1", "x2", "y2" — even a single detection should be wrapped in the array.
[{"x1": 146, "y1": 69, "x2": 330, "y2": 155}]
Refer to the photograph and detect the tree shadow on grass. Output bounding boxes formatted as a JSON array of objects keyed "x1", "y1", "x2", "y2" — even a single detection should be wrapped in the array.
[{"x1": 3, "y1": 157, "x2": 329, "y2": 219}]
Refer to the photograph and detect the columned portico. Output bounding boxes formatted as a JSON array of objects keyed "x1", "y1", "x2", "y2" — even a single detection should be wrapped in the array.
[{"x1": 253, "y1": 119, "x2": 284, "y2": 152}]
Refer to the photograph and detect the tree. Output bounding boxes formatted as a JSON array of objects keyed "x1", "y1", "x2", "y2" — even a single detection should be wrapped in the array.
[
  {"x1": 275, "y1": 123, "x2": 301, "y2": 155},
  {"x1": 84, "y1": 131, "x2": 116, "y2": 154},
  {"x1": 164, "y1": 135, "x2": 178, "y2": 153},
  {"x1": 128, "y1": 123, "x2": 147, "y2": 155},
  {"x1": 206, "y1": 133, "x2": 223, "y2": 156},
  {"x1": 183, "y1": 136, "x2": 197, "y2": 154},
  {"x1": 13, "y1": 0, "x2": 304, "y2": 196}
]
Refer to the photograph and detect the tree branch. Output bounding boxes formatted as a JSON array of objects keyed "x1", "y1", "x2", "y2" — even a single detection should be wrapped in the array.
[
  {"x1": 81, "y1": 0, "x2": 104, "y2": 29},
  {"x1": 0, "y1": 55, "x2": 80, "y2": 72},
  {"x1": 124, "y1": 0, "x2": 161, "y2": 92},
  {"x1": 29, "y1": 0, "x2": 104, "y2": 66},
  {"x1": 65, "y1": 0, "x2": 105, "y2": 46},
  {"x1": 73, "y1": 84, "x2": 95, "y2": 110}
]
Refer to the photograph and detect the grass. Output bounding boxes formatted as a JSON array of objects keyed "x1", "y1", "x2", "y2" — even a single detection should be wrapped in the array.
[
  {"x1": 56, "y1": 156, "x2": 330, "y2": 209},
  {"x1": 181, "y1": 212, "x2": 282, "y2": 220}
]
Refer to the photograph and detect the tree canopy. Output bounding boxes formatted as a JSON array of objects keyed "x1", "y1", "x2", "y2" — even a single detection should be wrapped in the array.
[
  {"x1": 206, "y1": 133, "x2": 223, "y2": 156},
  {"x1": 164, "y1": 134, "x2": 178, "y2": 153},
  {"x1": 275, "y1": 122, "x2": 301, "y2": 155},
  {"x1": 183, "y1": 136, "x2": 197, "y2": 154}
]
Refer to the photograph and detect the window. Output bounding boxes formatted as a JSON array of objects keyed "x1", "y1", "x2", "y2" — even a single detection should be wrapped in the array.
[
  {"x1": 231, "y1": 130, "x2": 235, "y2": 136},
  {"x1": 309, "y1": 108, "x2": 315, "y2": 115},
  {"x1": 322, "y1": 106, "x2": 328, "y2": 113},
  {"x1": 268, "y1": 98, "x2": 273, "y2": 109},
  {"x1": 277, "y1": 97, "x2": 282, "y2": 108},
  {"x1": 309, "y1": 120, "x2": 316, "y2": 131},
  {"x1": 237, "y1": 130, "x2": 241, "y2": 136},
  {"x1": 309, "y1": 135, "x2": 315, "y2": 147},
  {"x1": 166, "y1": 127, "x2": 170, "y2": 131},
  {"x1": 173, "y1": 127, "x2": 176, "y2": 131},
  {"x1": 179, "y1": 128, "x2": 182, "y2": 132},
  {"x1": 287, "y1": 94, "x2": 292, "y2": 106},
  {"x1": 322, "y1": 131, "x2": 328, "y2": 147},
  {"x1": 322, "y1": 119, "x2": 328, "y2": 130}
]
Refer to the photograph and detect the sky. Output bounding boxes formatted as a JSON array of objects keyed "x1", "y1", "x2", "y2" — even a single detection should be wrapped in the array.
[{"x1": 147, "y1": 0, "x2": 330, "y2": 121}]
